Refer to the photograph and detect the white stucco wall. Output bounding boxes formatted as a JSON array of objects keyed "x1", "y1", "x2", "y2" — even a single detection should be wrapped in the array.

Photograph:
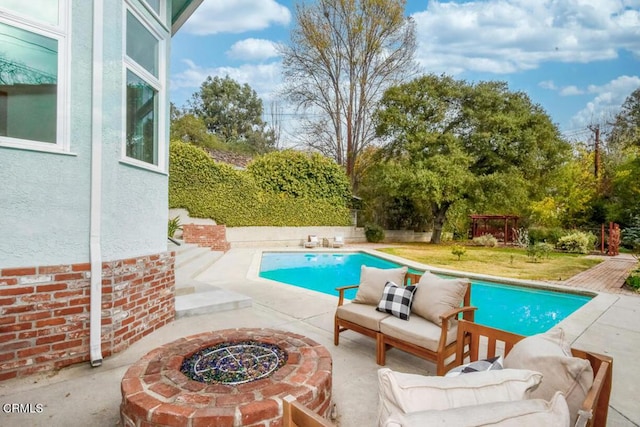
[{"x1": 0, "y1": 1, "x2": 171, "y2": 268}]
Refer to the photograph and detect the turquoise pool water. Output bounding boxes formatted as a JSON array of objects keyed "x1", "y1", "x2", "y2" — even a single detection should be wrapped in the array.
[{"x1": 258, "y1": 252, "x2": 592, "y2": 336}]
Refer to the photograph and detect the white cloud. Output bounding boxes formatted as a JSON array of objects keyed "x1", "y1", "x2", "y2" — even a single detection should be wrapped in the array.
[
  {"x1": 539, "y1": 80, "x2": 557, "y2": 90},
  {"x1": 411, "y1": 0, "x2": 640, "y2": 74},
  {"x1": 569, "y1": 75, "x2": 640, "y2": 128},
  {"x1": 226, "y1": 38, "x2": 280, "y2": 61},
  {"x1": 182, "y1": 0, "x2": 291, "y2": 35},
  {"x1": 171, "y1": 59, "x2": 284, "y2": 102},
  {"x1": 560, "y1": 85, "x2": 584, "y2": 96}
]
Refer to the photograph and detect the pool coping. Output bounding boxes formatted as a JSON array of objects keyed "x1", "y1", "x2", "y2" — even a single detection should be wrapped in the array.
[{"x1": 248, "y1": 248, "x2": 620, "y2": 345}]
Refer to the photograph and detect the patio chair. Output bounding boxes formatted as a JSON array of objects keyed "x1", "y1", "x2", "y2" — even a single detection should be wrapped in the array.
[
  {"x1": 283, "y1": 395, "x2": 334, "y2": 427},
  {"x1": 332, "y1": 235, "x2": 344, "y2": 248},
  {"x1": 304, "y1": 235, "x2": 319, "y2": 248}
]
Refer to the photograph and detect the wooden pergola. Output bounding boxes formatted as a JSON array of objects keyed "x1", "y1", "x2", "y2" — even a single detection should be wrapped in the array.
[{"x1": 470, "y1": 214, "x2": 520, "y2": 243}]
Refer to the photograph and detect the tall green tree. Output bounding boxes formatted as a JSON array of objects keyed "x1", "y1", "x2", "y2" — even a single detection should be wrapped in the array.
[
  {"x1": 374, "y1": 74, "x2": 570, "y2": 243},
  {"x1": 279, "y1": 0, "x2": 417, "y2": 187},
  {"x1": 609, "y1": 87, "x2": 640, "y2": 150},
  {"x1": 188, "y1": 75, "x2": 275, "y2": 153}
]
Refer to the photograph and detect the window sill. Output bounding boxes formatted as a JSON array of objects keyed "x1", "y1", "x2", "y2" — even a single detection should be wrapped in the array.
[
  {"x1": 119, "y1": 157, "x2": 168, "y2": 175},
  {"x1": 0, "y1": 141, "x2": 77, "y2": 157}
]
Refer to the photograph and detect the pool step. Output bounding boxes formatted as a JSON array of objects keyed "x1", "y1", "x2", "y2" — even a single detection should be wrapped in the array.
[{"x1": 170, "y1": 241, "x2": 253, "y2": 317}]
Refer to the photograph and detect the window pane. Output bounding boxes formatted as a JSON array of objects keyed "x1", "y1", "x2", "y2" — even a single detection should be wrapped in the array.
[
  {"x1": 126, "y1": 11, "x2": 158, "y2": 77},
  {"x1": 0, "y1": 22, "x2": 57, "y2": 143},
  {"x1": 144, "y1": 0, "x2": 161, "y2": 16},
  {"x1": 0, "y1": 0, "x2": 59, "y2": 26},
  {"x1": 126, "y1": 71, "x2": 157, "y2": 165}
]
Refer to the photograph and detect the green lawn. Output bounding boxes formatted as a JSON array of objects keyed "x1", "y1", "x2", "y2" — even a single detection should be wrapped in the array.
[{"x1": 378, "y1": 243, "x2": 603, "y2": 281}]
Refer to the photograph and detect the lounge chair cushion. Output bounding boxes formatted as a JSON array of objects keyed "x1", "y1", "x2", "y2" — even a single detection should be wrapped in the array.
[
  {"x1": 353, "y1": 266, "x2": 408, "y2": 305},
  {"x1": 337, "y1": 303, "x2": 391, "y2": 331},
  {"x1": 503, "y1": 328, "x2": 593, "y2": 426},
  {"x1": 377, "y1": 367, "x2": 544, "y2": 425},
  {"x1": 382, "y1": 391, "x2": 569, "y2": 427},
  {"x1": 376, "y1": 282, "x2": 417, "y2": 320},
  {"x1": 379, "y1": 314, "x2": 457, "y2": 352},
  {"x1": 412, "y1": 272, "x2": 469, "y2": 326}
]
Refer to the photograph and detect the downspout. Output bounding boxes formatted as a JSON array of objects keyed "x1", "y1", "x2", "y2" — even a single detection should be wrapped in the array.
[{"x1": 89, "y1": 0, "x2": 104, "y2": 367}]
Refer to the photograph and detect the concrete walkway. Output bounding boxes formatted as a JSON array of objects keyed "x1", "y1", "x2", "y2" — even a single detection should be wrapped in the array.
[{"x1": 0, "y1": 248, "x2": 637, "y2": 426}]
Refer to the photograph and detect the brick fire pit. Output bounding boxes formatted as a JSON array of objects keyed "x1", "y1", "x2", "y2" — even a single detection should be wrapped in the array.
[{"x1": 120, "y1": 328, "x2": 332, "y2": 427}]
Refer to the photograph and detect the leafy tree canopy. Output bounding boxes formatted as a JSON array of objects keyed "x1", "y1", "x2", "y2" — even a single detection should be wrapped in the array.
[
  {"x1": 373, "y1": 74, "x2": 570, "y2": 242},
  {"x1": 609, "y1": 87, "x2": 640, "y2": 150},
  {"x1": 187, "y1": 75, "x2": 275, "y2": 154}
]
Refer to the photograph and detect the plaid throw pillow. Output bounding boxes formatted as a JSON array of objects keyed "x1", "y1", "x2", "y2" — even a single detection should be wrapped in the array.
[
  {"x1": 445, "y1": 356, "x2": 504, "y2": 377},
  {"x1": 376, "y1": 281, "x2": 416, "y2": 320}
]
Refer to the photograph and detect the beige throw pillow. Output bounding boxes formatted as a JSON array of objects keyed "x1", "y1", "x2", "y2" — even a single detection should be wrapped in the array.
[
  {"x1": 412, "y1": 272, "x2": 469, "y2": 325},
  {"x1": 377, "y1": 367, "x2": 543, "y2": 426},
  {"x1": 353, "y1": 266, "x2": 408, "y2": 305},
  {"x1": 503, "y1": 328, "x2": 593, "y2": 426}
]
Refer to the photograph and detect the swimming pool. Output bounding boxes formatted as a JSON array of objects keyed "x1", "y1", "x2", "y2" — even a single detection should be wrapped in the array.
[{"x1": 258, "y1": 252, "x2": 592, "y2": 336}]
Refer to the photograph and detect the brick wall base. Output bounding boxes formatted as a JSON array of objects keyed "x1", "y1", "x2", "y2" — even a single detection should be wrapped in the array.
[
  {"x1": 0, "y1": 251, "x2": 175, "y2": 381},
  {"x1": 182, "y1": 224, "x2": 231, "y2": 251}
]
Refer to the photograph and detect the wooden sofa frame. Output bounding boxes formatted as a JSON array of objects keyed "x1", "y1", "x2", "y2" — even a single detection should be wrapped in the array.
[
  {"x1": 455, "y1": 319, "x2": 613, "y2": 427},
  {"x1": 283, "y1": 395, "x2": 334, "y2": 427},
  {"x1": 334, "y1": 272, "x2": 477, "y2": 376}
]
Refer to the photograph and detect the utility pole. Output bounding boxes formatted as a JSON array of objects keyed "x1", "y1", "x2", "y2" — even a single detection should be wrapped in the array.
[{"x1": 588, "y1": 124, "x2": 601, "y2": 178}]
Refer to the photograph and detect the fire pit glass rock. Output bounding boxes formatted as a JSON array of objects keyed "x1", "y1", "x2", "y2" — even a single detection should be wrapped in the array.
[{"x1": 180, "y1": 340, "x2": 287, "y2": 385}]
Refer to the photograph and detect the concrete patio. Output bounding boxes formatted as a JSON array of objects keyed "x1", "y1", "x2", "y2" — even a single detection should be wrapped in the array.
[{"x1": 0, "y1": 247, "x2": 638, "y2": 426}]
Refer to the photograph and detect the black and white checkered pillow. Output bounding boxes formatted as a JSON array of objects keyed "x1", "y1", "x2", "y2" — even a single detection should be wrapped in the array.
[
  {"x1": 445, "y1": 356, "x2": 504, "y2": 377},
  {"x1": 376, "y1": 281, "x2": 416, "y2": 320}
]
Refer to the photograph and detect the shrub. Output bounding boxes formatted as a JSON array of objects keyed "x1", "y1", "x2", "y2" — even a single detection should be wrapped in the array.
[
  {"x1": 472, "y1": 234, "x2": 498, "y2": 247},
  {"x1": 247, "y1": 150, "x2": 350, "y2": 203},
  {"x1": 626, "y1": 270, "x2": 640, "y2": 291},
  {"x1": 527, "y1": 242, "x2": 554, "y2": 262},
  {"x1": 556, "y1": 231, "x2": 596, "y2": 254},
  {"x1": 528, "y1": 227, "x2": 565, "y2": 245},
  {"x1": 451, "y1": 245, "x2": 466, "y2": 260},
  {"x1": 622, "y1": 220, "x2": 640, "y2": 253},
  {"x1": 512, "y1": 227, "x2": 529, "y2": 248},
  {"x1": 168, "y1": 216, "x2": 182, "y2": 238},
  {"x1": 365, "y1": 224, "x2": 385, "y2": 243},
  {"x1": 169, "y1": 142, "x2": 351, "y2": 226}
]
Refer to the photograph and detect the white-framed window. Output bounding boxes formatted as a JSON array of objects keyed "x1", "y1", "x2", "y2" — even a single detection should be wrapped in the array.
[
  {"x1": 0, "y1": 0, "x2": 69, "y2": 153},
  {"x1": 123, "y1": 2, "x2": 167, "y2": 170}
]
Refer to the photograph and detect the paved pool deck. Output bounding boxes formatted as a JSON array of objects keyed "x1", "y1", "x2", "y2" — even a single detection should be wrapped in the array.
[{"x1": 0, "y1": 246, "x2": 638, "y2": 426}]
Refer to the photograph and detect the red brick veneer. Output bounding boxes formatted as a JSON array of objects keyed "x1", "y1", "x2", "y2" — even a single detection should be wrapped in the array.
[
  {"x1": 181, "y1": 224, "x2": 231, "y2": 251},
  {"x1": 0, "y1": 251, "x2": 175, "y2": 381},
  {"x1": 120, "y1": 328, "x2": 333, "y2": 427}
]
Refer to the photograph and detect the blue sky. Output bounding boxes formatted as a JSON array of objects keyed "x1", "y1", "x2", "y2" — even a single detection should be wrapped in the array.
[{"x1": 170, "y1": 0, "x2": 640, "y2": 144}]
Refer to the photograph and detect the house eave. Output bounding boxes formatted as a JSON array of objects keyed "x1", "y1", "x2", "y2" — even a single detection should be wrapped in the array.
[{"x1": 171, "y1": 0, "x2": 203, "y2": 36}]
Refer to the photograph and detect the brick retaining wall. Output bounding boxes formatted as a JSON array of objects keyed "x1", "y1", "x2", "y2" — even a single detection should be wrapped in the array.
[
  {"x1": 182, "y1": 224, "x2": 231, "y2": 251},
  {"x1": 0, "y1": 251, "x2": 175, "y2": 381}
]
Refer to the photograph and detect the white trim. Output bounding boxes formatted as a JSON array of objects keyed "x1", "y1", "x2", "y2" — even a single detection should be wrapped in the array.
[
  {"x1": 122, "y1": 2, "x2": 168, "y2": 171},
  {"x1": 0, "y1": 1, "x2": 70, "y2": 152}
]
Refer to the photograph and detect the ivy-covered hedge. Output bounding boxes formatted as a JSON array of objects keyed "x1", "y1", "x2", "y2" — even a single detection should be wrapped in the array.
[{"x1": 169, "y1": 142, "x2": 351, "y2": 226}]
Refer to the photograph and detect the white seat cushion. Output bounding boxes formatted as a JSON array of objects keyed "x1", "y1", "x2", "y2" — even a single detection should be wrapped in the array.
[
  {"x1": 337, "y1": 302, "x2": 390, "y2": 331},
  {"x1": 380, "y1": 314, "x2": 457, "y2": 352}
]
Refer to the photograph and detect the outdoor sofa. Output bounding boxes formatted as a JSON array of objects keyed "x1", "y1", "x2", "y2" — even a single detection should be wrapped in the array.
[
  {"x1": 378, "y1": 319, "x2": 613, "y2": 427},
  {"x1": 334, "y1": 266, "x2": 476, "y2": 376}
]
